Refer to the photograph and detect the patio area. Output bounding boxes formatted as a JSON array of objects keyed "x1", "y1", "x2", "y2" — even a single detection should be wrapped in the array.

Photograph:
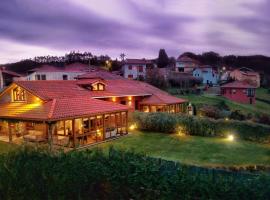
[{"x1": 0, "y1": 111, "x2": 128, "y2": 148}]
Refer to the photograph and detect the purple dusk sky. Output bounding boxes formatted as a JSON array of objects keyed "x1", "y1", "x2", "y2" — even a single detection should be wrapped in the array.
[{"x1": 0, "y1": 0, "x2": 270, "y2": 63}]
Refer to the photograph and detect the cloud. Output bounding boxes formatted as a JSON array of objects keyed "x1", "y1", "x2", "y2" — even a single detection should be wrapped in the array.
[{"x1": 0, "y1": 0, "x2": 269, "y2": 63}]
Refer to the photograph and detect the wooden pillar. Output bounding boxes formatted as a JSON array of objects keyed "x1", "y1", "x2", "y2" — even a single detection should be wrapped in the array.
[
  {"x1": 102, "y1": 114, "x2": 105, "y2": 140},
  {"x1": 72, "y1": 119, "x2": 76, "y2": 148},
  {"x1": 7, "y1": 121, "x2": 12, "y2": 143},
  {"x1": 48, "y1": 122, "x2": 56, "y2": 151},
  {"x1": 126, "y1": 111, "x2": 128, "y2": 134},
  {"x1": 120, "y1": 112, "x2": 122, "y2": 134},
  {"x1": 174, "y1": 104, "x2": 176, "y2": 113}
]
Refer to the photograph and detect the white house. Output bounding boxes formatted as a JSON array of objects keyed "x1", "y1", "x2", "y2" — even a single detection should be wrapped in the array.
[
  {"x1": 175, "y1": 55, "x2": 200, "y2": 73},
  {"x1": 122, "y1": 59, "x2": 152, "y2": 80},
  {"x1": 193, "y1": 66, "x2": 219, "y2": 85},
  {"x1": 25, "y1": 63, "x2": 96, "y2": 81}
]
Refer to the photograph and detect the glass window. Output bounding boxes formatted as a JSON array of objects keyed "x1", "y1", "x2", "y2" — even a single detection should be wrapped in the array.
[
  {"x1": 83, "y1": 118, "x2": 89, "y2": 133},
  {"x1": 63, "y1": 75, "x2": 68, "y2": 80},
  {"x1": 92, "y1": 83, "x2": 105, "y2": 91},
  {"x1": 75, "y1": 118, "x2": 83, "y2": 135},
  {"x1": 56, "y1": 121, "x2": 65, "y2": 135},
  {"x1": 12, "y1": 87, "x2": 26, "y2": 102},
  {"x1": 41, "y1": 75, "x2": 46, "y2": 80},
  {"x1": 65, "y1": 120, "x2": 72, "y2": 136}
]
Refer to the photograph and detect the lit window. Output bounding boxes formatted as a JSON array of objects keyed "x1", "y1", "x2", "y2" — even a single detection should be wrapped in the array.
[
  {"x1": 92, "y1": 83, "x2": 105, "y2": 91},
  {"x1": 12, "y1": 87, "x2": 26, "y2": 102}
]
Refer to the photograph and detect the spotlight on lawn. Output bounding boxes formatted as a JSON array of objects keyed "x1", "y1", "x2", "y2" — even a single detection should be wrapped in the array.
[
  {"x1": 227, "y1": 134, "x2": 234, "y2": 141},
  {"x1": 177, "y1": 126, "x2": 185, "y2": 136},
  {"x1": 129, "y1": 124, "x2": 137, "y2": 131},
  {"x1": 225, "y1": 117, "x2": 229, "y2": 121}
]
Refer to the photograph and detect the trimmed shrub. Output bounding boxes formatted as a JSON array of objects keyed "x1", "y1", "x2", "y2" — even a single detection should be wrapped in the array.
[
  {"x1": 133, "y1": 112, "x2": 270, "y2": 143},
  {"x1": 0, "y1": 147, "x2": 269, "y2": 199}
]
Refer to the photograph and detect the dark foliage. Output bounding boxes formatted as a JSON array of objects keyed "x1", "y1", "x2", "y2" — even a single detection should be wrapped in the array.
[
  {"x1": 0, "y1": 147, "x2": 269, "y2": 200},
  {"x1": 157, "y1": 49, "x2": 169, "y2": 68},
  {"x1": 230, "y1": 110, "x2": 246, "y2": 121}
]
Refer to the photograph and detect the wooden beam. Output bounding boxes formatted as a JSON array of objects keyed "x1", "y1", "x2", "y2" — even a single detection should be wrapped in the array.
[
  {"x1": 126, "y1": 111, "x2": 128, "y2": 134},
  {"x1": 102, "y1": 114, "x2": 105, "y2": 141},
  {"x1": 72, "y1": 119, "x2": 76, "y2": 148},
  {"x1": 7, "y1": 121, "x2": 12, "y2": 143}
]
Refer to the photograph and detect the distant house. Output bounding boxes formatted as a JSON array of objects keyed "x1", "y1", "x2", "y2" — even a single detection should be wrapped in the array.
[
  {"x1": 25, "y1": 63, "x2": 96, "y2": 81},
  {"x1": 221, "y1": 81, "x2": 256, "y2": 104},
  {"x1": 122, "y1": 59, "x2": 153, "y2": 80},
  {"x1": 193, "y1": 66, "x2": 219, "y2": 85},
  {"x1": 229, "y1": 67, "x2": 260, "y2": 87},
  {"x1": 175, "y1": 55, "x2": 200, "y2": 73},
  {"x1": 0, "y1": 67, "x2": 22, "y2": 90}
]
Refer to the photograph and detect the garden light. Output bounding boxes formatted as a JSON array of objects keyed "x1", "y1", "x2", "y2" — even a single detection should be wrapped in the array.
[
  {"x1": 227, "y1": 134, "x2": 234, "y2": 141},
  {"x1": 129, "y1": 124, "x2": 137, "y2": 130}
]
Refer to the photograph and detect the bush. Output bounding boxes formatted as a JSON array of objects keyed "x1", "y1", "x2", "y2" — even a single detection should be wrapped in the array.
[
  {"x1": 133, "y1": 112, "x2": 270, "y2": 143},
  {"x1": 230, "y1": 110, "x2": 246, "y2": 121},
  {"x1": 0, "y1": 147, "x2": 269, "y2": 199},
  {"x1": 198, "y1": 105, "x2": 221, "y2": 119}
]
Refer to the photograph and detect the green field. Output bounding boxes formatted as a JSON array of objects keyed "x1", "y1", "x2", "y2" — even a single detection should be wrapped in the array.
[
  {"x1": 175, "y1": 88, "x2": 270, "y2": 115},
  {"x1": 95, "y1": 131, "x2": 270, "y2": 167}
]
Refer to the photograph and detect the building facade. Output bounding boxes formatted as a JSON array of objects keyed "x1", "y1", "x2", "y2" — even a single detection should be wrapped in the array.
[
  {"x1": 175, "y1": 55, "x2": 200, "y2": 73},
  {"x1": 25, "y1": 63, "x2": 96, "y2": 81},
  {"x1": 193, "y1": 66, "x2": 219, "y2": 85},
  {"x1": 221, "y1": 81, "x2": 256, "y2": 104},
  {"x1": 230, "y1": 67, "x2": 260, "y2": 87},
  {"x1": 122, "y1": 59, "x2": 152, "y2": 80}
]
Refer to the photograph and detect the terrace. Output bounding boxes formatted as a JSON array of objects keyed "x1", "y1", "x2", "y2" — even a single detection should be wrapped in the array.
[{"x1": 0, "y1": 112, "x2": 128, "y2": 148}]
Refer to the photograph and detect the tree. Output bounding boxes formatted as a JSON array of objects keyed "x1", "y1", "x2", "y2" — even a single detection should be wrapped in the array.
[
  {"x1": 120, "y1": 53, "x2": 126, "y2": 61},
  {"x1": 201, "y1": 51, "x2": 221, "y2": 66},
  {"x1": 157, "y1": 49, "x2": 169, "y2": 68}
]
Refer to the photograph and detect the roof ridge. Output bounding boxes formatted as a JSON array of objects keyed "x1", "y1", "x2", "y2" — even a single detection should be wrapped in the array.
[{"x1": 48, "y1": 99, "x2": 57, "y2": 119}]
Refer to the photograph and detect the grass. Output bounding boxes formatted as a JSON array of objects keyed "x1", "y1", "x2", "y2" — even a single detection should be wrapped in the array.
[
  {"x1": 96, "y1": 131, "x2": 270, "y2": 167},
  {"x1": 256, "y1": 88, "x2": 270, "y2": 101},
  {"x1": 0, "y1": 141, "x2": 16, "y2": 154},
  {"x1": 176, "y1": 93, "x2": 270, "y2": 116}
]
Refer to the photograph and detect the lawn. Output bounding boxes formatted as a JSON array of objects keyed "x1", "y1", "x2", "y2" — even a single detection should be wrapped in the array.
[
  {"x1": 96, "y1": 131, "x2": 270, "y2": 167},
  {"x1": 0, "y1": 141, "x2": 16, "y2": 154},
  {"x1": 176, "y1": 93, "x2": 270, "y2": 116}
]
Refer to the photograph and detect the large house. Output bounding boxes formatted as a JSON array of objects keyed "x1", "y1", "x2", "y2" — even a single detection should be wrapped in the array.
[
  {"x1": 122, "y1": 59, "x2": 153, "y2": 80},
  {"x1": 0, "y1": 72, "x2": 187, "y2": 147},
  {"x1": 0, "y1": 67, "x2": 22, "y2": 91},
  {"x1": 193, "y1": 66, "x2": 219, "y2": 85},
  {"x1": 229, "y1": 67, "x2": 260, "y2": 87},
  {"x1": 175, "y1": 55, "x2": 200, "y2": 73},
  {"x1": 221, "y1": 81, "x2": 256, "y2": 104},
  {"x1": 25, "y1": 63, "x2": 97, "y2": 81}
]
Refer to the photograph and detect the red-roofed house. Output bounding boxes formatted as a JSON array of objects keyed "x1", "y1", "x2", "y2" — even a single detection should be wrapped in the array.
[
  {"x1": 122, "y1": 59, "x2": 153, "y2": 80},
  {"x1": 0, "y1": 73, "x2": 187, "y2": 147},
  {"x1": 229, "y1": 67, "x2": 260, "y2": 87},
  {"x1": 26, "y1": 63, "x2": 98, "y2": 81},
  {"x1": 221, "y1": 81, "x2": 256, "y2": 104},
  {"x1": 176, "y1": 55, "x2": 200, "y2": 73}
]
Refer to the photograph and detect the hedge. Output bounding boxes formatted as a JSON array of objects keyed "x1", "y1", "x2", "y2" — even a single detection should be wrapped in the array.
[
  {"x1": 133, "y1": 112, "x2": 270, "y2": 143},
  {"x1": 0, "y1": 147, "x2": 269, "y2": 199}
]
